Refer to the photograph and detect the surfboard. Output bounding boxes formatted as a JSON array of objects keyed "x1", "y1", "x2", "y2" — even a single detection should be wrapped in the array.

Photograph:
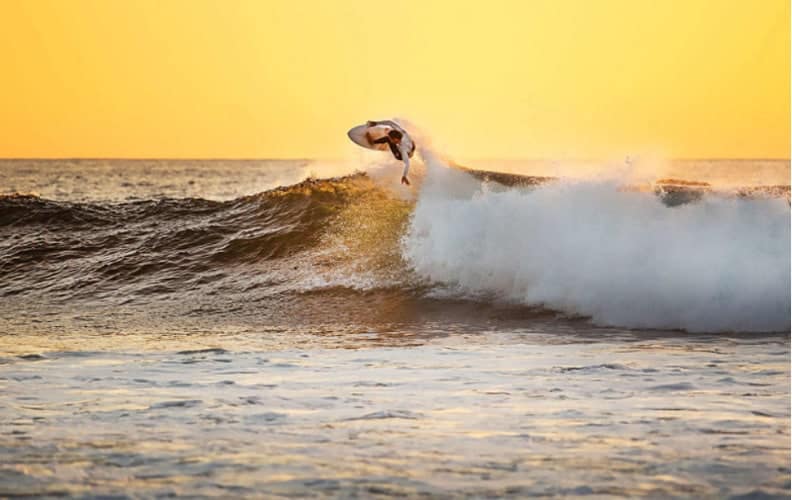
[{"x1": 347, "y1": 124, "x2": 392, "y2": 152}]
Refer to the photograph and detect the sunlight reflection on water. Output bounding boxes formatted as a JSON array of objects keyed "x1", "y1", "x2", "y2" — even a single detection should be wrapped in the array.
[{"x1": 0, "y1": 332, "x2": 788, "y2": 498}]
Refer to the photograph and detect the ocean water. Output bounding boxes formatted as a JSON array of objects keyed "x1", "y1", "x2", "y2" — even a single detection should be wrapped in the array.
[{"x1": 0, "y1": 157, "x2": 789, "y2": 497}]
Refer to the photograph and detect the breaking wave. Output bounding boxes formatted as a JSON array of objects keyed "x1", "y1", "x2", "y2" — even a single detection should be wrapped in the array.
[
  {"x1": 0, "y1": 156, "x2": 789, "y2": 333},
  {"x1": 403, "y1": 153, "x2": 790, "y2": 332}
]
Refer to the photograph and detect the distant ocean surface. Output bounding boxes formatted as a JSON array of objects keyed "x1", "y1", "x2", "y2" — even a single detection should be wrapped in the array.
[{"x1": 0, "y1": 157, "x2": 789, "y2": 497}]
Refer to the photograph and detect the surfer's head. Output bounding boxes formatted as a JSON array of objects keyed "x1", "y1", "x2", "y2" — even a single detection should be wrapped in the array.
[{"x1": 388, "y1": 129, "x2": 403, "y2": 143}]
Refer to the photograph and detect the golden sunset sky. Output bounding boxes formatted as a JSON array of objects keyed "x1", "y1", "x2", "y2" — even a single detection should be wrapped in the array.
[{"x1": 0, "y1": 0, "x2": 788, "y2": 159}]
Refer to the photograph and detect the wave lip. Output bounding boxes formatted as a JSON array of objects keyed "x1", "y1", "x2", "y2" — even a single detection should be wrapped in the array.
[{"x1": 404, "y1": 160, "x2": 791, "y2": 333}]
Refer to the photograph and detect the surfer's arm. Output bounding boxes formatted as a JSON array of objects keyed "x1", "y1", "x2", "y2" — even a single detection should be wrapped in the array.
[{"x1": 400, "y1": 146, "x2": 411, "y2": 185}]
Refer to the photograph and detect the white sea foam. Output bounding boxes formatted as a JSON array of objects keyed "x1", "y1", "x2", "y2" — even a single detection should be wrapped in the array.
[{"x1": 403, "y1": 151, "x2": 791, "y2": 332}]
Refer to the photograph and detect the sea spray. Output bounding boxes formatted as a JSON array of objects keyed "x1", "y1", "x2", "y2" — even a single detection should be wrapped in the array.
[{"x1": 403, "y1": 152, "x2": 791, "y2": 332}]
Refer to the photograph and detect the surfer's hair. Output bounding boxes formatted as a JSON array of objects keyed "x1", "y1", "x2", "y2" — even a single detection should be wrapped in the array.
[{"x1": 388, "y1": 129, "x2": 403, "y2": 140}]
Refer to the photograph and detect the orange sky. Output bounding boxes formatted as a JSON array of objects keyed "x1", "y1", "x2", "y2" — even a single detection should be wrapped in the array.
[{"x1": 0, "y1": 0, "x2": 788, "y2": 159}]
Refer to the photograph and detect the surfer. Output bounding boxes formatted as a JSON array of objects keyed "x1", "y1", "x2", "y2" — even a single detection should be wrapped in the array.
[{"x1": 365, "y1": 120, "x2": 415, "y2": 185}]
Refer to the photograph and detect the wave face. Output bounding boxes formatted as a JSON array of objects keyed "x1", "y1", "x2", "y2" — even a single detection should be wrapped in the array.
[
  {"x1": 0, "y1": 175, "x2": 410, "y2": 303},
  {"x1": 403, "y1": 154, "x2": 791, "y2": 332}
]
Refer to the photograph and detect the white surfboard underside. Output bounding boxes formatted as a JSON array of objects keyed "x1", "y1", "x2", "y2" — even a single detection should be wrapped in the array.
[{"x1": 347, "y1": 124, "x2": 392, "y2": 152}]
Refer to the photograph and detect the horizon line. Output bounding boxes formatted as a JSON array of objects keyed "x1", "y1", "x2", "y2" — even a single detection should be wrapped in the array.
[{"x1": 0, "y1": 156, "x2": 790, "y2": 162}]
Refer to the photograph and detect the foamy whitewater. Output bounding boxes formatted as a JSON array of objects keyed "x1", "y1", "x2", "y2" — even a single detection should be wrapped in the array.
[
  {"x1": 0, "y1": 155, "x2": 789, "y2": 497},
  {"x1": 405, "y1": 151, "x2": 790, "y2": 332}
]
